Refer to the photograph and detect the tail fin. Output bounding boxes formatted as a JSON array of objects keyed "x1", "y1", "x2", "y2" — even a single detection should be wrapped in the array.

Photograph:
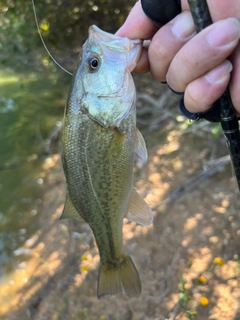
[{"x1": 97, "y1": 255, "x2": 141, "y2": 298}]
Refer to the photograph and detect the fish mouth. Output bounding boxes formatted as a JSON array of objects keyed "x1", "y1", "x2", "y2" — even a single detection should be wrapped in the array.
[
  {"x1": 89, "y1": 25, "x2": 142, "y2": 46},
  {"x1": 78, "y1": 25, "x2": 141, "y2": 129},
  {"x1": 88, "y1": 25, "x2": 142, "y2": 69}
]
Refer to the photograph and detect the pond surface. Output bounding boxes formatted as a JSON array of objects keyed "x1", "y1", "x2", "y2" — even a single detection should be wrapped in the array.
[
  {"x1": 0, "y1": 68, "x2": 70, "y2": 277},
  {"x1": 1, "y1": 3, "x2": 240, "y2": 320},
  {"x1": 0, "y1": 0, "x2": 137, "y2": 281}
]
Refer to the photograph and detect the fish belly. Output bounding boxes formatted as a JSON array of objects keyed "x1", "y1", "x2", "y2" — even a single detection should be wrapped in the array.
[{"x1": 62, "y1": 111, "x2": 141, "y2": 297}]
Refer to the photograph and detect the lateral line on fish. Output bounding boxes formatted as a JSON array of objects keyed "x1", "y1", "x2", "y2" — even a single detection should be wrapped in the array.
[
  {"x1": 31, "y1": 0, "x2": 73, "y2": 76},
  {"x1": 84, "y1": 128, "x2": 115, "y2": 258}
]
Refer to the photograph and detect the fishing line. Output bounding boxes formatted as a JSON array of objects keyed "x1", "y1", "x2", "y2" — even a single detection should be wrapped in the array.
[{"x1": 31, "y1": 0, "x2": 73, "y2": 76}]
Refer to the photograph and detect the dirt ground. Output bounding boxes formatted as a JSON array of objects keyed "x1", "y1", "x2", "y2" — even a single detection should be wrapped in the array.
[{"x1": 1, "y1": 76, "x2": 240, "y2": 320}]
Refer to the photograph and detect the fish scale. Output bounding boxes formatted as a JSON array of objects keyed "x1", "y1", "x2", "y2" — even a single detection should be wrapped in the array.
[
  {"x1": 60, "y1": 25, "x2": 153, "y2": 298},
  {"x1": 63, "y1": 110, "x2": 135, "y2": 257}
]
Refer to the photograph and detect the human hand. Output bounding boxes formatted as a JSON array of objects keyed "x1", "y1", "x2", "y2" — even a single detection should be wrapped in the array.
[{"x1": 116, "y1": 0, "x2": 240, "y2": 116}]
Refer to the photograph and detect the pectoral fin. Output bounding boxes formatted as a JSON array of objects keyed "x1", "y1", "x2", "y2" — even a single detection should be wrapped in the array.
[
  {"x1": 125, "y1": 188, "x2": 153, "y2": 226},
  {"x1": 60, "y1": 193, "x2": 83, "y2": 221},
  {"x1": 134, "y1": 128, "x2": 148, "y2": 162}
]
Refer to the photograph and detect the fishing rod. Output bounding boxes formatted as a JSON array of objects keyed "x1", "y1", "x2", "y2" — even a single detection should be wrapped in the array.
[{"x1": 188, "y1": 0, "x2": 240, "y2": 191}]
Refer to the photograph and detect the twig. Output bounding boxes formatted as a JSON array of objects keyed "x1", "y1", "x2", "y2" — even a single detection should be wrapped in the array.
[
  {"x1": 169, "y1": 303, "x2": 180, "y2": 320},
  {"x1": 178, "y1": 120, "x2": 213, "y2": 135},
  {"x1": 146, "y1": 249, "x2": 180, "y2": 303},
  {"x1": 152, "y1": 155, "x2": 230, "y2": 211},
  {"x1": 160, "y1": 302, "x2": 181, "y2": 320},
  {"x1": 137, "y1": 90, "x2": 173, "y2": 110}
]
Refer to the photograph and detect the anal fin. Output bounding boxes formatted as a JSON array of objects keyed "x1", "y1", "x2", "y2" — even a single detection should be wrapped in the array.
[
  {"x1": 125, "y1": 188, "x2": 153, "y2": 226},
  {"x1": 60, "y1": 192, "x2": 83, "y2": 221}
]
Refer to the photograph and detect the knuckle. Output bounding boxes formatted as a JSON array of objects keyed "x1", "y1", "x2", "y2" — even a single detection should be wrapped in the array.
[
  {"x1": 181, "y1": 49, "x2": 200, "y2": 71},
  {"x1": 149, "y1": 42, "x2": 170, "y2": 81},
  {"x1": 150, "y1": 40, "x2": 170, "y2": 63}
]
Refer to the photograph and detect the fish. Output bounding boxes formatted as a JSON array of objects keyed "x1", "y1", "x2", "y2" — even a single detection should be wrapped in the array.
[{"x1": 60, "y1": 25, "x2": 153, "y2": 298}]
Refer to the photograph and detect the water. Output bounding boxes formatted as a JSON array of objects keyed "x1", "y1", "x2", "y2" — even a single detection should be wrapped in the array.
[
  {"x1": 0, "y1": 68, "x2": 70, "y2": 276},
  {"x1": 0, "y1": 0, "x2": 137, "y2": 314}
]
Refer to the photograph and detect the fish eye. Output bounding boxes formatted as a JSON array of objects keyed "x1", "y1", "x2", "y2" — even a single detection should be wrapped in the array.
[{"x1": 87, "y1": 56, "x2": 100, "y2": 72}]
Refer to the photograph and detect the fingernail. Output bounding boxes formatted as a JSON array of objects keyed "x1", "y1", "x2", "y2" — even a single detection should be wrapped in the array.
[
  {"x1": 171, "y1": 11, "x2": 196, "y2": 40},
  {"x1": 205, "y1": 60, "x2": 232, "y2": 84},
  {"x1": 207, "y1": 18, "x2": 240, "y2": 48}
]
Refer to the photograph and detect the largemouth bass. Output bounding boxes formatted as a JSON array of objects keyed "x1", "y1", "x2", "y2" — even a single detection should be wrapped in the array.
[{"x1": 60, "y1": 25, "x2": 153, "y2": 298}]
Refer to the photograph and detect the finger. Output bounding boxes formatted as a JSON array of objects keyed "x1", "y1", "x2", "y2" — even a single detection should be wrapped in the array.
[
  {"x1": 184, "y1": 60, "x2": 232, "y2": 113},
  {"x1": 205, "y1": 0, "x2": 240, "y2": 22},
  {"x1": 116, "y1": 1, "x2": 159, "y2": 39},
  {"x1": 148, "y1": 11, "x2": 196, "y2": 82},
  {"x1": 134, "y1": 47, "x2": 150, "y2": 73},
  {"x1": 167, "y1": 18, "x2": 240, "y2": 92},
  {"x1": 229, "y1": 44, "x2": 240, "y2": 114}
]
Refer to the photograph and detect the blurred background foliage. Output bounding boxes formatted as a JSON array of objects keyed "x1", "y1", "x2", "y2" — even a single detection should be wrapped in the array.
[
  {"x1": 0, "y1": 0, "x2": 137, "y2": 169},
  {"x1": 0, "y1": 0, "x2": 135, "y2": 73},
  {"x1": 1, "y1": 3, "x2": 237, "y2": 319},
  {"x1": 0, "y1": 0, "x2": 136, "y2": 275}
]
